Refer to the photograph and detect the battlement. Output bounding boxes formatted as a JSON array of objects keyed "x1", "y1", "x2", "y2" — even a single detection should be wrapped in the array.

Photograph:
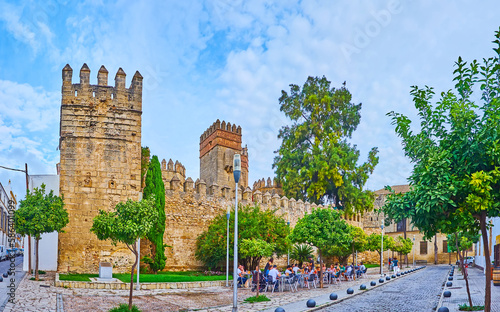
[
  {"x1": 200, "y1": 119, "x2": 242, "y2": 143},
  {"x1": 253, "y1": 177, "x2": 283, "y2": 196},
  {"x1": 62, "y1": 64, "x2": 143, "y2": 111}
]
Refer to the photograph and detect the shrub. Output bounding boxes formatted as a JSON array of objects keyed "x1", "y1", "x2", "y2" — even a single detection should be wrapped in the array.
[{"x1": 108, "y1": 304, "x2": 141, "y2": 312}]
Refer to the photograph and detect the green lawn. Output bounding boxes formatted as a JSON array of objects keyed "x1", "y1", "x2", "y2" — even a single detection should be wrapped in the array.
[
  {"x1": 59, "y1": 271, "x2": 232, "y2": 283},
  {"x1": 365, "y1": 264, "x2": 380, "y2": 268}
]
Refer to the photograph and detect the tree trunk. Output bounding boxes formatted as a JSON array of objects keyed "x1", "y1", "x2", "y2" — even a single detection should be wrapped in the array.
[
  {"x1": 255, "y1": 259, "x2": 261, "y2": 298},
  {"x1": 456, "y1": 233, "x2": 473, "y2": 307},
  {"x1": 319, "y1": 250, "x2": 323, "y2": 288},
  {"x1": 35, "y1": 237, "x2": 39, "y2": 281},
  {"x1": 434, "y1": 235, "x2": 438, "y2": 265},
  {"x1": 129, "y1": 244, "x2": 138, "y2": 311},
  {"x1": 352, "y1": 243, "x2": 355, "y2": 266},
  {"x1": 28, "y1": 235, "x2": 32, "y2": 275},
  {"x1": 404, "y1": 220, "x2": 408, "y2": 267},
  {"x1": 480, "y1": 211, "x2": 491, "y2": 312}
]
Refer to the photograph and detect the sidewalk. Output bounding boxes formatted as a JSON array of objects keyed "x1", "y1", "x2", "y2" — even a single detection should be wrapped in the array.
[{"x1": 438, "y1": 265, "x2": 500, "y2": 312}]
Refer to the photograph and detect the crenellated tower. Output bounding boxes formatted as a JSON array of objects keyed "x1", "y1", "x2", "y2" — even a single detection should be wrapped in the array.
[
  {"x1": 199, "y1": 120, "x2": 249, "y2": 191},
  {"x1": 58, "y1": 64, "x2": 143, "y2": 273}
]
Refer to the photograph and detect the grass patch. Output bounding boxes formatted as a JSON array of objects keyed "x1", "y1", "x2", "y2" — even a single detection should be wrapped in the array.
[
  {"x1": 29, "y1": 278, "x2": 45, "y2": 281},
  {"x1": 365, "y1": 264, "x2": 380, "y2": 268},
  {"x1": 108, "y1": 304, "x2": 141, "y2": 312},
  {"x1": 31, "y1": 270, "x2": 46, "y2": 275},
  {"x1": 114, "y1": 272, "x2": 230, "y2": 283},
  {"x1": 458, "y1": 304, "x2": 484, "y2": 311},
  {"x1": 58, "y1": 271, "x2": 232, "y2": 283},
  {"x1": 244, "y1": 295, "x2": 271, "y2": 303},
  {"x1": 59, "y1": 274, "x2": 98, "y2": 282}
]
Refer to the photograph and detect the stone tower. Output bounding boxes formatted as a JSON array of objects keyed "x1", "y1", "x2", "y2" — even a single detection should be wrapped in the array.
[
  {"x1": 58, "y1": 64, "x2": 143, "y2": 273},
  {"x1": 199, "y1": 120, "x2": 249, "y2": 191}
]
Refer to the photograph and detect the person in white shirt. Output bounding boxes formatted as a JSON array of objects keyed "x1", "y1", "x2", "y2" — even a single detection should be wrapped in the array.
[
  {"x1": 292, "y1": 264, "x2": 300, "y2": 275},
  {"x1": 285, "y1": 265, "x2": 292, "y2": 275},
  {"x1": 268, "y1": 265, "x2": 281, "y2": 289}
]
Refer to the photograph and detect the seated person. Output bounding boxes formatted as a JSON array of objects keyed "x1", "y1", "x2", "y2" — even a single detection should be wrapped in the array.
[
  {"x1": 292, "y1": 263, "x2": 300, "y2": 275},
  {"x1": 344, "y1": 265, "x2": 353, "y2": 279},
  {"x1": 237, "y1": 264, "x2": 247, "y2": 286},
  {"x1": 252, "y1": 265, "x2": 266, "y2": 292},
  {"x1": 268, "y1": 265, "x2": 281, "y2": 289},
  {"x1": 285, "y1": 265, "x2": 293, "y2": 276},
  {"x1": 356, "y1": 261, "x2": 366, "y2": 277}
]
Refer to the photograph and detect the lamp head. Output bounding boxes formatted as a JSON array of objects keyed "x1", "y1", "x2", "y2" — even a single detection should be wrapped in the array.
[{"x1": 233, "y1": 154, "x2": 241, "y2": 183}]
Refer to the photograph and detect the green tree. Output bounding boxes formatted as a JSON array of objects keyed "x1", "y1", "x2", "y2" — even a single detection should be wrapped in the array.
[
  {"x1": 392, "y1": 236, "x2": 413, "y2": 264},
  {"x1": 91, "y1": 197, "x2": 157, "y2": 311},
  {"x1": 195, "y1": 204, "x2": 289, "y2": 271},
  {"x1": 15, "y1": 184, "x2": 68, "y2": 281},
  {"x1": 327, "y1": 225, "x2": 366, "y2": 265},
  {"x1": 289, "y1": 207, "x2": 351, "y2": 288},
  {"x1": 142, "y1": 155, "x2": 167, "y2": 274},
  {"x1": 448, "y1": 231, "x2": 481, "y2": 307},
  {"x1": 273, "y1": 76, "x2": 379, "y2": 214},
  {"x1": 290, "y1": 244, "x2": 314, "y2": 267},
  {"x1": 366, "y1": 233, "x2": 395, "y2": 274},
  {"x1": 386, "y1": 28, "x2": 500, "y2": 311},
  {"x1": 240, "y1": 238, "x2": 274, "y2": 298},
  {"x1": 381, "y1": 186, "x2": 415, "y2": 265}
]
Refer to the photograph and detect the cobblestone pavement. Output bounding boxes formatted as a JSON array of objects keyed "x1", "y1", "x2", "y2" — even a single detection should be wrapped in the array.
[
  {"x1": 3, "y1": 272, "x2": 56, "y2": 312},
  {"x1": 440, "y1": 265, "x2": 500, "y2": 312},
  {"x1": 2, "y1": 267, "x2": 384, "y2": 312},
  {"x1": 316, "y1": 265, "x2": 448, "y2": 312},
  {"x1": 0, "y1": 256, "x2": 24, "y2": 311}
]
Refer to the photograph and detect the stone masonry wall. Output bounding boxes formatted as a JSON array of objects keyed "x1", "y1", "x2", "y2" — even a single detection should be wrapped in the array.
[{"x1": 58, "y1": 64, "x2": 143, "y2": 273}]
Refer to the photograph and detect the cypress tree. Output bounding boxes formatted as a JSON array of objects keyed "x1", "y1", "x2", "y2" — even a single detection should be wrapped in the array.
[{"x1": 143, "y1": 155, "x2": 166, "y2": 273}]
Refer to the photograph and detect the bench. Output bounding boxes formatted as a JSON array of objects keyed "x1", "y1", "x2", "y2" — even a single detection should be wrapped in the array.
[{"x1": 415, "y1": 260, "x2": 427, "y2": 265}]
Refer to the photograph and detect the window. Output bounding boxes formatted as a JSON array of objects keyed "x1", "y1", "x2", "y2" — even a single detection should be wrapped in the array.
[
  {"x1": 396, "y1": 218, "x2": 406, "y2": 232},
  {"x1": 420, "y1": 241, "x2": 428, "y2": 255},
  {"x1": 443, "y1": 240, "x2": 448, "y2": 253}
]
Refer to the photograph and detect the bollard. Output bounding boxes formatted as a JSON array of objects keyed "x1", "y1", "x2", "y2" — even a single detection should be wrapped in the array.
[
  {"x1": 446, "y1": 282, "x2": 452, "y2": 287},
  {"x1": 329, "y1": 293, "x2": 338, "y2": 300},
  {"x1": 443, "y1": 291, "x2": 451, "y2": 297},
  {"x1": 2, "y1": 273, "x2": 7, "y2": 278},
  {"x1": 437, "y1": 307, "x2": 450, "y2": 312},
  {"x1": 370, "y1": 281, "x2": 376, "y2": 286},
  {"x1": 275, "y1": 308, "x2": 285, "y2": 312},
  {"x1": 347, "y1": 287, "x2": 354, "y2": 294},
  {"x1": 386, "y1": 276, "x2": 391, "y2": 280},
  {"x1": 306, "y1": 299, "x2": 316, "y2": 308},
  {"x1": 360, "y1": 284, "x2": 366, "y2": 290},
  {"x1": 379, "y1": 278, "x2": 384, "y2": 283},
  {"x1": 391, "y1": 275, "x2": 396, "y2": 278},
  {"x1": 448, "y1": 277, "x2": 453, "y2": 281}
]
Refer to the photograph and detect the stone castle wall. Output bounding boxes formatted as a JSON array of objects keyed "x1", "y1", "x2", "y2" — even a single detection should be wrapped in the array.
[
  {"x1": 155, "y1": 162, "x2": 365, "y2": 270},
  {"x1": 58, "y1": 64, "x2": 143, "y2": 273}
]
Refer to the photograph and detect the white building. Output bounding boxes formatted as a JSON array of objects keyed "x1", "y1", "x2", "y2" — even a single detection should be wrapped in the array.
[
  {"x1": 22, "y1": 175, "x2": 59, "y2": 272},
  {"x1": 475, "y1": 216, "x2": 500, "y2": 273},
  {"x1": 0, "y1": 181, "x2": 17, "y2": 248}
]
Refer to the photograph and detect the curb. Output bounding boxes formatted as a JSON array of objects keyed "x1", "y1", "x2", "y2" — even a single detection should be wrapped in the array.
[{"x1": 268, "y1": 267, "x2": 427, "y2": 312}]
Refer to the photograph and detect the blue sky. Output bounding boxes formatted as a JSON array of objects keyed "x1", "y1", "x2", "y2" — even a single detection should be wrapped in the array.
[{"x1": 1, "y1": 0, "x2": 500, "y2": 201}]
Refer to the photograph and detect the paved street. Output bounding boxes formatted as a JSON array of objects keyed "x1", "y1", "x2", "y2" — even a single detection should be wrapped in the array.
[
  {"x1": 317, "y1": 266, "x2": 448, "y2": 312},
  {"x1": 0, "y1": 256, "x2": 25, "y2": 311}
]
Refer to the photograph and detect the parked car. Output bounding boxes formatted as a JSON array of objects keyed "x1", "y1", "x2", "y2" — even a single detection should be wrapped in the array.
[
  {"x1": 0, "y1": 246, "x2": 8, "y2": 261},
  {"x1": 456, "y1": 256, "x2": 475, "y2": 265}
]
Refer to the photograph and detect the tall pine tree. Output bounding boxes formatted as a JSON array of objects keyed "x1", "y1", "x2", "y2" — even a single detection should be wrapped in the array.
[{"x1": 143, "y1": 155, "x2": 167, "y2": 273}]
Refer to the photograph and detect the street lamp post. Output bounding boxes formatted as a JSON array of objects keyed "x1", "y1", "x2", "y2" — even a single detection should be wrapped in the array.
[
  {"x1": 413, "y1": 235, "x2": 415, "y2": 267},
  {"x1": 287, "y1": 216, "x2": 290, "y2": 266},
  {"x1": 381, "y1": 219, "x2": 384, "y2": 276},
  {"x1": 226, "y1": 205, "x2": 230, "y2": 287},
  {"x1": 232, "y1": 154, "x2": 241, "y2": 312}
]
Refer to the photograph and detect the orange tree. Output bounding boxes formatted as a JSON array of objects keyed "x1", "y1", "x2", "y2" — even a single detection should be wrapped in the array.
[
  {"x1": 386, "y1": 28, "x2": 500, "y2": 312},
  {"x1": 195, "y1": 204, "x2": 290, "y2": 271}
]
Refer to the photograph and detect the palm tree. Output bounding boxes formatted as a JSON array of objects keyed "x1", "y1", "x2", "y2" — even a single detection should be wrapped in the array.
[{"x1": 290, "y1": 244, "x2": 314, "y2": 267}]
